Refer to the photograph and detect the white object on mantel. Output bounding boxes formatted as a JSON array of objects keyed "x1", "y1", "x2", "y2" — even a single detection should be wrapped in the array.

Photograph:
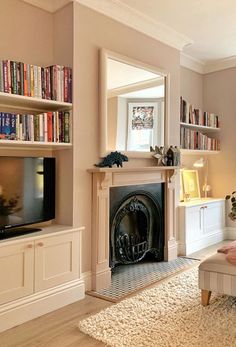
[{"x1": 88, "y1": 166, "x2": 179, "y2": 291}]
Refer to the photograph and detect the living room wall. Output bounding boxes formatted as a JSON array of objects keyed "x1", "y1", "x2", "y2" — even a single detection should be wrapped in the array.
[
  {"x1": 180, "y1": 65, "x2": 235, "y2": 227},
  {"x1": 73, "y1": 2, "x2": 181, "y2": 277},
  {"x1": 180, "y1": 66, "x2": 206, "y2": 193},
  {"x1": 0, "y1": 0, "x2": 53, "y2": 66},
  {"x1": 204, "y1": 67, "x2": 236, "y2": 226}
]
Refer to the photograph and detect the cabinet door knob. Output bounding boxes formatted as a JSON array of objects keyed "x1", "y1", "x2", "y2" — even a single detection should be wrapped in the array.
[
  {"x1": 27, "y1": 244, "x2": 33, "y2": 249},
  {"x1": 38, "y1": 242, "x2": 44, "y2": 247}
]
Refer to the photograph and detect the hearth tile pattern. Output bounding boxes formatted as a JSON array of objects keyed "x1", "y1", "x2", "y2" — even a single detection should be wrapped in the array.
[{"x1": 89, "y1": 257, "x2": 198, "y2": 301}]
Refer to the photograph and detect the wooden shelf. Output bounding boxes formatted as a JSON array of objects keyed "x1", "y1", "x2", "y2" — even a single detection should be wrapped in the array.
[
  {"x1": 180, "y1": 122, "x2": 220, "y2": 132},
  {"x1": 0, "y1": 140, "x2": 72, "y2": 150},
  {"x1": 88, "y1": 166, "x2": 179, "y2": 173},
  {"x1": 180, "y1": 149, "x2": 220, "y2": 155},
  {"x1": 0, "y1": 92, "x2": 72, "y2": 114}
]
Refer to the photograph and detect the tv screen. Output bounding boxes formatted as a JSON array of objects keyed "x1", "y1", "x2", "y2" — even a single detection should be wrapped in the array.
[{"x1": 0, "y1": 157, "x2": 55, "y2": 238}]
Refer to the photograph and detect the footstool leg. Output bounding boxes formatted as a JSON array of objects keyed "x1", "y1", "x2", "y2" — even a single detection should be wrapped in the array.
[{"x1": 201, "y1": 289, "x2": 211, "y2": 306}]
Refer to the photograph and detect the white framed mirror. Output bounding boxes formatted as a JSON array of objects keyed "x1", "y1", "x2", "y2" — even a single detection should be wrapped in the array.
[{"x1": 99, "y1": 49, "x2": 170, "y2": 158}]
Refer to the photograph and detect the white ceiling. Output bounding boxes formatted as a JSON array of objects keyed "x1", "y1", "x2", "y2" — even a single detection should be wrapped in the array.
[
  {"x1": 22, "y1": 0, "x2": 236, "y2": 71},
  {"x1": 120, "y1": 0, "x2": 236, "y2": 64},
  {"x1": 120, "y1": 86, "x2": 164, "y2": 99},
  {"x1": 107, "y1": 58, "x2": 161, "y2": 90}
]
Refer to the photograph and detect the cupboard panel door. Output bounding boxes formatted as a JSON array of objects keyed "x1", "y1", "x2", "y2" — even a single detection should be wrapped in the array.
[
  {"x1": 185, "y1": 206, "x2": 203, "y2": 242},
  {"x1": 34, "y1": 232, "x2": 80, "y2": 292},
  {"x1": 0, "y1": 242, "x2": 34, "y2": 304},
  {"x1": 203, "y1": 202, "x2": 225, "y2": 234}
]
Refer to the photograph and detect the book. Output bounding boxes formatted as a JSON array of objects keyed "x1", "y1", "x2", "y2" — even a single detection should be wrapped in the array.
[
  {"x1": 47, "y1": 112, "x2": 53, "y2": 142},
  {"x1": 64, "y1": 111, "x2": 70, "y2": 143},
  {"x1": 1, "y1": 113, "x2": 11, "y2": 139}
]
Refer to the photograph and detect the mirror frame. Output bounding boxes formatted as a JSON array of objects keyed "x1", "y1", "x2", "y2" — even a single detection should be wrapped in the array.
[{"x1": 99, "y1": 49, "x2": 170, "y2": 158}]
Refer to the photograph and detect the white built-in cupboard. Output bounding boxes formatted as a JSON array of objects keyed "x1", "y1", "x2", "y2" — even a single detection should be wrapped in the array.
[
  {"x1": 178, "y1": 198, "x2": 225, "y2": 255},
  {"x1": 0, "y1": 226, "x2": 85, "y2": 332}
]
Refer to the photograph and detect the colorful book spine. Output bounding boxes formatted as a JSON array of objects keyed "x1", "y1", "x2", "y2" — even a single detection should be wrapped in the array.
[
  {"x1": 47, "y1": 112, "x2": 53, "y2": 142},
  {"x1": 64, "y1": 111, "x2": 70, "y2": 143},
  {"x1": 30, "y1": 65, "x2": 34, "y2": 97},
  {"x1": 0, "y1": 62, "x2": 3, "y2": 92}
]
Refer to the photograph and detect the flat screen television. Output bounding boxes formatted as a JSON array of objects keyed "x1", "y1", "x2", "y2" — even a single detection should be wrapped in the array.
[{"x1": 0, "y1": 156, "x2": 55, "y2": 239}]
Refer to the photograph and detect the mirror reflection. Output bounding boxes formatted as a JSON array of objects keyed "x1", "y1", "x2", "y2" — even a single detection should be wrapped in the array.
[{"x1": 107, "y1": 58, "x2": 165, "y2": 152}]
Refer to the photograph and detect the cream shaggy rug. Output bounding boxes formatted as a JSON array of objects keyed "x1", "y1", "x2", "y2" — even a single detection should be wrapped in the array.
[{"x1": 79, "y1": 267, "x2": 236, "y2": 347}]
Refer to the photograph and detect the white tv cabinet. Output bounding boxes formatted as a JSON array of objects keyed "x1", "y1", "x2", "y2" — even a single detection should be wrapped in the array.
[
  {"x1": 178, "y1": 198, "x2": 225, "y2": 255},
  {"x1": 0, "y1": 225, "x2": 85, "y2": 332}
]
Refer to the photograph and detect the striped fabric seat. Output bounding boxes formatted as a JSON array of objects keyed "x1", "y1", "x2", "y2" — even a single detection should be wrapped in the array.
[{"x1": 199, "y1": 253, "x2": 236, "y2": 304}]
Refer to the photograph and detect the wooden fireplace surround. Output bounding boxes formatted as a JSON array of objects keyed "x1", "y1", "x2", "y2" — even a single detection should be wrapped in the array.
[{"x1": 88, "y1": 166, "x2": 179, "y2": 291}]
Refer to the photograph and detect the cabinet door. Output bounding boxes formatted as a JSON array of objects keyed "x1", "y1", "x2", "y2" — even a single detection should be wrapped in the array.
[
  {"x1": 0, "y1": 241, "x2": 34, "y2": 304},
  {"x1": 34, "y1": 232, "x2": 80, "y2": 292},
  {"x1": 185, "y1": 205, "x2": 203, "y2": 242},
  {"x1": 203, "y1": 202, "x2": 225, "y2": 235}
]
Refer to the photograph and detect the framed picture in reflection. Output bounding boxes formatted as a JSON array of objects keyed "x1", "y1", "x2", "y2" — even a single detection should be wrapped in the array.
[{"x1": 127, "y1": 102, "x2": 158, "y2": 151}]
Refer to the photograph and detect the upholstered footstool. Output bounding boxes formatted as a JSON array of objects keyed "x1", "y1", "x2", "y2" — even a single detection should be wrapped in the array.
[{"x1": 199, "y1": 252, "x2": 236, "y2": 306}]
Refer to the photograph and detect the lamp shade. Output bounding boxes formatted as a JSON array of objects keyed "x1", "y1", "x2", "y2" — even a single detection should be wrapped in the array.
[{"x1": 193, "y1": 157, "x2": 205, "y2": 168}]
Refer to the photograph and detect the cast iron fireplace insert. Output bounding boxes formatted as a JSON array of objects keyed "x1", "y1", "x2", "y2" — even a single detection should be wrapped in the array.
[{"x1": 110, "y1": 183, "x2": 164, "y2": 268}]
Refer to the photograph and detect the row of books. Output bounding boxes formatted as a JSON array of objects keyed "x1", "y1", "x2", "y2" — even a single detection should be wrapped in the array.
[
  {"x1": 0, "y1": 60, "x2": 72, "y2": 102},
  {"x1": 0, "y1": 111, "x2": 70, "y2": 143},
  {"x1": 180, "y1": 127, "x2": 220, "y2": 151},
  {"x1": 180, "y1": 97, "x2": 220, "y2": 128}
]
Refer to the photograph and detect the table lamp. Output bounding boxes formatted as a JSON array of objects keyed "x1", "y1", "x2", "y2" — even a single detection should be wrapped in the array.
[{"x1": 193, "y1": 158, "x2": 211, "y2": 198}]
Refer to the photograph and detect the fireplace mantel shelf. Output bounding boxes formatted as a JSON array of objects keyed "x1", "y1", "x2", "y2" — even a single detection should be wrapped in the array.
[{"x1": 88, "y1": 166, "x2": 179, "y2": 173}]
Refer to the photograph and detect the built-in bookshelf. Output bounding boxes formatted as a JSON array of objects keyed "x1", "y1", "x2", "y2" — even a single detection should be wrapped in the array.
[
  {"x1": 0, "y1": 61, "x2": 72, "y2": 149},
  {"x1": 180, "y1": 97, "x2": 220, "y2": 153}
]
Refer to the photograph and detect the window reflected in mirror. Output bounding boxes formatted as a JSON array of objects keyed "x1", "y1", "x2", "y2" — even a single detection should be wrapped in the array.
[{"x1": 107, "y1": 58, "x2": 165, "y2": 152}]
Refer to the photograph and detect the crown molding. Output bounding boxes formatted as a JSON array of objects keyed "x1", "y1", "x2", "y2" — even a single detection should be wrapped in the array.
[
  {"x1": 76, "y1": 0, "x2": 193, "y2": 51},
  {"x1": 22, "y1": 0, "x2": 71, "y2": 12},
  {"x1": 180, "y1": 53, "x2": 204, "y2": 74},
  {"x1": 22, "y1": 0, "x2": 236, "y2": 74},
  {"x1": 181, "y1": 53, "x2": 236, "y2": 75},
  {"x1": 203, "y1": 55, "x2": 236, "y2": 74}
]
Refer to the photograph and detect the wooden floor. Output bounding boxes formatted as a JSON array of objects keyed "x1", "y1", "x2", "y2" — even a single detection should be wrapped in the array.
[{"x1": 0, "y1": 241, "x2": 230, "y2": 347}]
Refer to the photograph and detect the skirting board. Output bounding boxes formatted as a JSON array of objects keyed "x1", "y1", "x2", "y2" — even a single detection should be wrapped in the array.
[
  {"x1": 81, "y1": 271, "x2": 92, "y2": 291},
  {"x1": 225, "y1": 227, "x2": 236, "y2": 240},
  {"x1": 178, "y1": 230, "x2": 225, "y2": 256},
  {"x1": 0, "y1": 279, "x2": 85, "y2": 333}
]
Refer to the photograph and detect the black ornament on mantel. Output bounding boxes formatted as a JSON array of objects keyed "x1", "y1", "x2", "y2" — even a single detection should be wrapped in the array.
[{"x1": 95, "y1": 151, "x2": 128, "y2": 168}]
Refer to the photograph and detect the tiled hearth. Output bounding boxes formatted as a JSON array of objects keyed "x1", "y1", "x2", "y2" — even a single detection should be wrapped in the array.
[
  {"x1": 90, "y1": 257, "x2": 198, "y2": 301},
  {"x1": 89, "y1": 166, "x2": 178, "y2": 291}
]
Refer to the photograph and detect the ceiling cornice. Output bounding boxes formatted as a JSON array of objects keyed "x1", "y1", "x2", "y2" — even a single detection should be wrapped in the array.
[
  {"x1": 180, "y1": 53, "x2": 204, "y2": 74},
  {"x1": 22, "y1": 0, "x2": 71, "y2": 12},
  {"x1": 76, "y1": 0, "x2": 193, "y2": 51},
  {"x1": 180, "y1": 53, "x2": 236, "y2": 75},
  {"x1": 203, "y1": 56, "x2": 236, "y2": 74},
  {"x1": 22, "y1": 0, "x2": 236, "y2": 74}
]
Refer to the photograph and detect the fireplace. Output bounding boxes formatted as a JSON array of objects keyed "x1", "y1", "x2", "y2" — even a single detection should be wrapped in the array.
[
  {"x1": 110, "y1": 184, "x2": 164, "y2": 267},
  {"x1": 89, "y1": 166, "x2": 178, "y2": 290}
]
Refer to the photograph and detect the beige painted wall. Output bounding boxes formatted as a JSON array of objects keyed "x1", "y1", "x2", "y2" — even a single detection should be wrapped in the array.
[
  {"x1": 0, "y1": 0, "x2": 53, "y2": 66},
  {"x1": 53, "y1": 4, "x2": 74, "y2": 226},
  {"x1": 203, "y1": 68, "x2": 236, "y2": 205},
  {"x1": 180, "y1": 67, "x2": 203, "y2": 109},
  {"x1": 73, "y1": 2, "x2": 180, "y2": 272}
]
